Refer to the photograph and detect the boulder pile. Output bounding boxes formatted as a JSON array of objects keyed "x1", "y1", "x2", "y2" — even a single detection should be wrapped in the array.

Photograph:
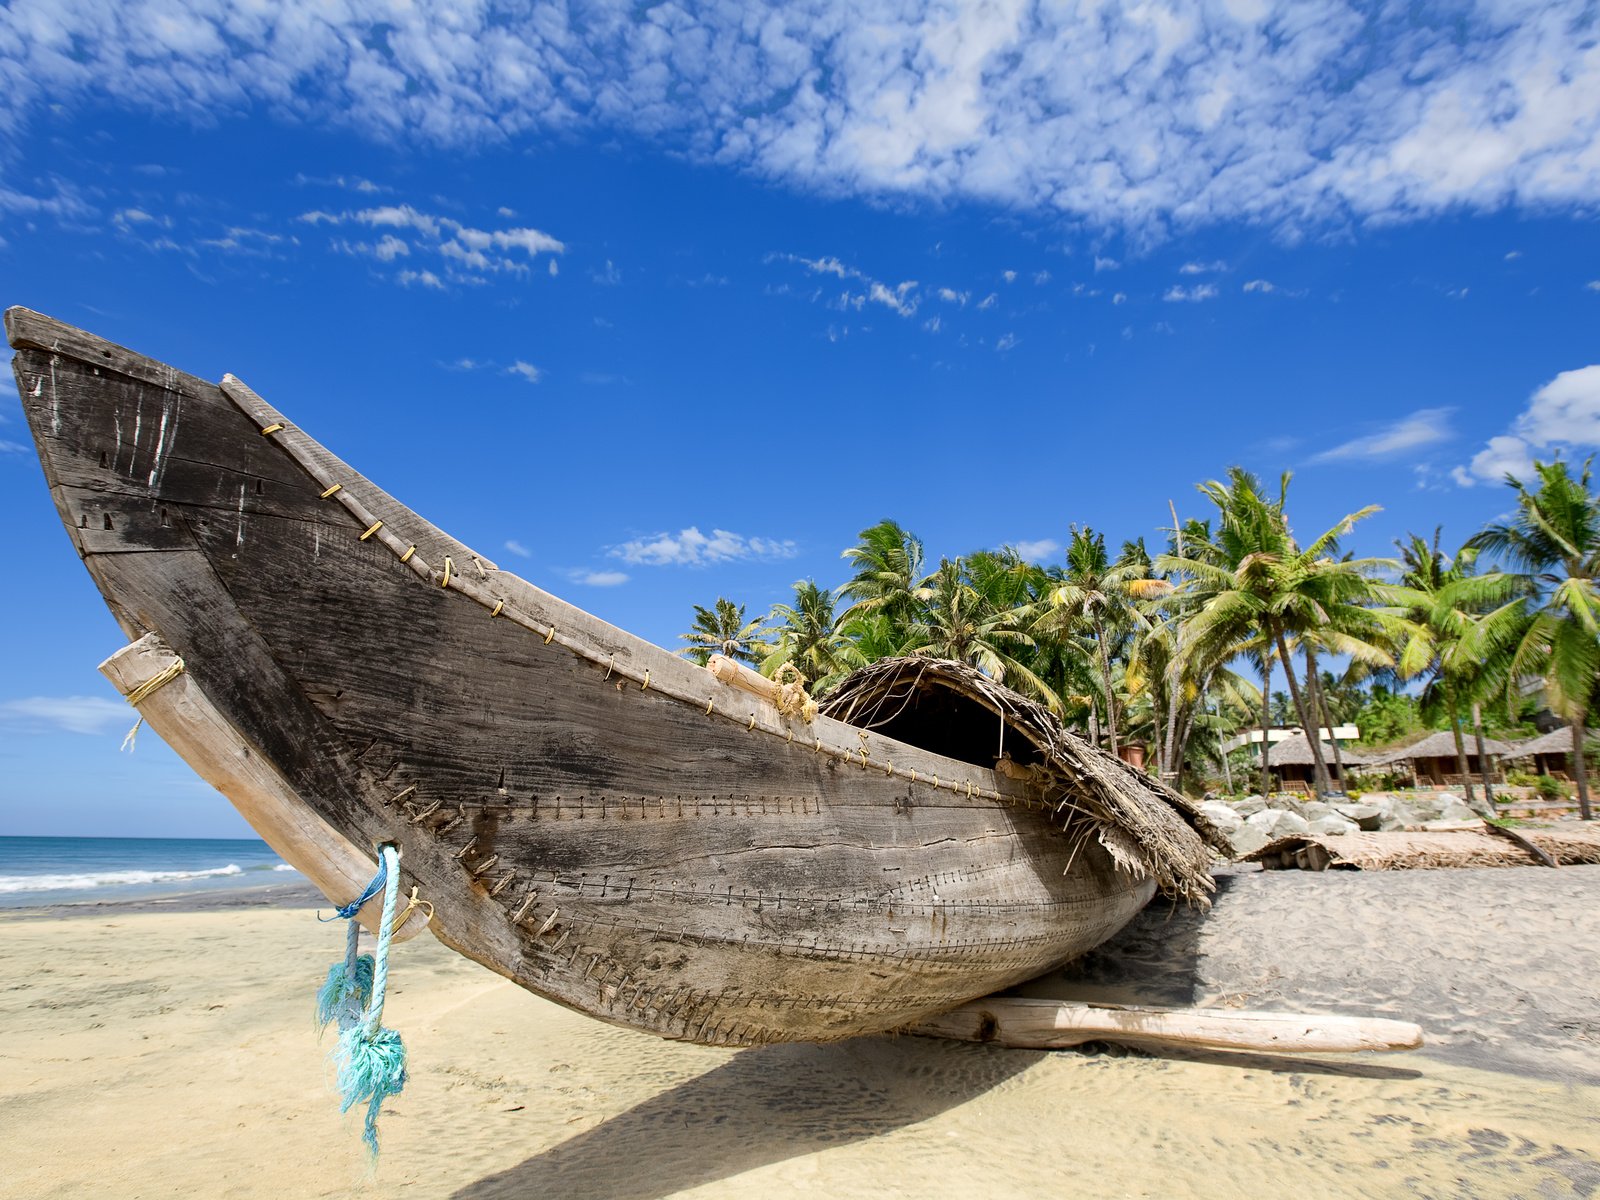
[{"x1": 1199, "y1": 792, "x2": 1487, "y2": 858}]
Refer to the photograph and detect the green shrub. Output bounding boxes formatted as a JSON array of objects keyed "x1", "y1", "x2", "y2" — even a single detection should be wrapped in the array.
[
  {"x1": 1534, "y1": 774, "x2": 1568, "y2": 799},
  {"x1": 1506, "y1": 770, "x2": 1537, "y2": 788}
]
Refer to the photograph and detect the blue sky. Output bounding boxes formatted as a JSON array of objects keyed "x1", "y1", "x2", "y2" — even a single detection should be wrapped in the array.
[{"x1": 1, "y1": 0, "x2": 1598, "y2": 837}]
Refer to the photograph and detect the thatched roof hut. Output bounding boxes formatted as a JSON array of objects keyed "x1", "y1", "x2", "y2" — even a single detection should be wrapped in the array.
[
  {"x1": 1505, "y1": 726, "x2": 1600, "y2": 776},
  {"x1": 1263, "y1": 731, "x2": 1368, "y2": 786},
  {"x1": 1508, "y1": 726, "x2": 1600, "y2": 757},
  {"x1": 1365, "y1": 729, "x2": 1514, "y2": 784},
  {"x1": 820, "y1": 657, "x2": 1231, "y2": 905}
]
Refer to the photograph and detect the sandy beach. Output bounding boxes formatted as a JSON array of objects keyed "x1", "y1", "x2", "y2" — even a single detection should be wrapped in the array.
[{"x1": 3, "y1": 866, "x2": 1597, "y2": 1199}]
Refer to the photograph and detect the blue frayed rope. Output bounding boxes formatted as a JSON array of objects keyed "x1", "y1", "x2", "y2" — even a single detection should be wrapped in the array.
[
  {"x1": 316, "y1": 845, "x2": 408, "y2": 1160},
  {"x1": 318, "y1": 857, "x2": 388, "y2": 922},
  {"x1": 315, "y1": 919, "x2": 374, "y2": 1035}
]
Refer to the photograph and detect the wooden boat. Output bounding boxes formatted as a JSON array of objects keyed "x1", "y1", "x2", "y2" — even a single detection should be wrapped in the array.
[{"x1": 9, "y1": 307, "x2": 1227, "y2": 1047}]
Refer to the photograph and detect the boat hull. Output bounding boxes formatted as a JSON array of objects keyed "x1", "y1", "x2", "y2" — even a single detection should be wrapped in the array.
[{"x1": 10, "y1": 308, "x2": 1155, "y2": 1045}]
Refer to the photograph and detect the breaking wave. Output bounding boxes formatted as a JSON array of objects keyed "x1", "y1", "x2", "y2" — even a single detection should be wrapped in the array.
[{"x1": 0, "y1": 863, "x2": 246, "y2": 894}]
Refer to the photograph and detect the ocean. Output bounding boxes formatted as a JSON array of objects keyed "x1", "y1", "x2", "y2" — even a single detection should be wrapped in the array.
[{"x1": 0, "y1": 836, "x2": 303, "y2": 908}]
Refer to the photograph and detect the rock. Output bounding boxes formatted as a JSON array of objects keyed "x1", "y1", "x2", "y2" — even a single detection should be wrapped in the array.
[
  {"x1": 1199, "y1": 801, "x2": 1243, "y2": 836},
  {"x1": 1301, "y1": 800, "x2": 1335, "y2": 821},
  {"x1": 1229, "y1": 820, "x2": 1272, "y2": 857},
  {"x1": 1232, "y1": 794, "x2": 1268, "y2": 816},
  {"x1": 1379, "y1": 804, "x2": 1419, "y2": 831},
  {"x1": 1437, "y1": 798, "x2": 1478, "y2": 823},
  {"x1": 1334, "y1": 802, "x2": 1383, "y2": 831},
  {"x1": 1268, "y1": 809, "x2": 1311, "y2": 835},
  {"x1": 1307, "y1": 815, "x2": 1360, "y2": 836}
]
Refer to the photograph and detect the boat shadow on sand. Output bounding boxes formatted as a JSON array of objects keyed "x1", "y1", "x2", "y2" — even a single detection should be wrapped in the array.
[
  {"x1": 457, "y1": 876, "x2": 1417, "y2": 1200},
  {"x1": 455, "y1": 1032, "x2": 1418, "y2": 1200},
  {"x1": 453, "y1": 1036, "x2": 1042, "y2": 1200}
]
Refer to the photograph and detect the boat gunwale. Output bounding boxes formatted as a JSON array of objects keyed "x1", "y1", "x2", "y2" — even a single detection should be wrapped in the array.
[{"x1": 8, "y1": 305, "x2": 1036, "y2": 813}]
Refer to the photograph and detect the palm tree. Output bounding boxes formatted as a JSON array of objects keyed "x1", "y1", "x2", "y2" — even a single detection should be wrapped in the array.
[
  {"x1": 1381, "y1": 530, "x2": 1525, "y2": 812},
  {"x1": 839, "y1": 519, "x2": 926, "y2": 637},
  {"x1": 679, "y1": 598, "x2": 767, "y2": 666},
  {"x1": 761, "y1": 580, "x2": 854, "y2": 695},
  {"x1": 1036, "y1": 527, "x2": 1166, "y2": 755},
  {"x1": 1160, "y1": 468, "x2": 1392, "y2": 796},
  {"x1": 909, "y1": 558, "x2": 1060, "y2": 710},
  {"x1": 1470, "y1": 458, "x2": 1600, "y2": 820}
]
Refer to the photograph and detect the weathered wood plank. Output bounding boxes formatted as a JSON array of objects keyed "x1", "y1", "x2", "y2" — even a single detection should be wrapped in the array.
[{"x1": 909, "y1": 998, "x2": 1424, "y2": 1054}]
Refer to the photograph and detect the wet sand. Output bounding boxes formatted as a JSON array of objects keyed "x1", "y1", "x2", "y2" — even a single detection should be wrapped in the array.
[{"x1": 3, "y1": 866, "x2": 1597, "y2": 1199}]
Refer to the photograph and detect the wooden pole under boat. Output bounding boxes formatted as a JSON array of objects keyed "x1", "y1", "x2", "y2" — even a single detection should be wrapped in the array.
[
  {"x1": 100, "y1": 633, "x2": 432, "y2": 941},
  {"x1": 907, "y1": 997, "x2": 1424, "y2": 1054}
]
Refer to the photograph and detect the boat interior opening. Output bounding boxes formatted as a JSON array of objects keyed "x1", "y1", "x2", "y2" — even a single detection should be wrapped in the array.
[{"x1": 838, "y1": 680, "x2": 1050, "y2": 771}]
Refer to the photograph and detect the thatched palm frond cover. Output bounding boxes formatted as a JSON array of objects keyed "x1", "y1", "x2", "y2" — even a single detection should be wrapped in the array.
[{"x1": 820, "y1": 657, "x2": 1231, "y2": 905}]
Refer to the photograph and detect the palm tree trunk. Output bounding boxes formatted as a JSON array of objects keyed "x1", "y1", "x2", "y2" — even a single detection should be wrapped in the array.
[
  {"x1": 1274, "y1": 630, "x2": 1331, "y2": 796},
  {"x1": 1304, "y1": 645, "x2": 1348, "y2": 793},
  {"x1": 1162, "y1": 662, "x2": 1183, "y2": 783},
  {"x1": 1572, "y1": 715, "x2": 1593, "y2": 821},
  {"x1": 1095, "y1": 623, "x2": 1119, "y2": 757},
  {"x1": 1258, "y1": 650, "x2": 1273, "y2": 795},
  {"x1": 1177, "y1": 702, "x2": 1197, "y2": 790},
  {"x1": 1215, "y1": 695, "x2": 1235, "y2": 794},
  {"x1": 1087, "y1": 700, "x2": 1100, "y2": 749},
  {"x1": 1446, "y1": 684, "x2": 1477, "y2": 805},
  {"x1": 1471, "y1": 702, "x2": 1496, "y2": 811}
]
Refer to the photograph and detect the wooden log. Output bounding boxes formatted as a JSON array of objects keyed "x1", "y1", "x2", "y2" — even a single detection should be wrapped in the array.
[
  {"x1": 908, "y1": 997, "x2": 1424, "y2": 1053},
  {"x1": 706, "y1": 654, "x2": 783, "y2": 704},
  {"x1": 99, "y1": 633, "x2": 432, "y2": 942},
  {"x1": 1482, "y1": 820, "x2": 1560, "y2": 868}
]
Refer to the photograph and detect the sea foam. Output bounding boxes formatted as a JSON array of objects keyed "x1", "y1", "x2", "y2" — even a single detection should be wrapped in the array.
[{"x1": 0, "y1": 863, "x2": 245, "y2": 894}]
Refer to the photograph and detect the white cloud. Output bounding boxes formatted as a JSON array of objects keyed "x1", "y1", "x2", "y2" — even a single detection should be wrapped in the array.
[
  {"x1": 1032, "y1": 270, "x2": 1051, "y2": 285},
  {"x1": 506, "y1": 361, "x2": 543, "y2": 384},
  {"x1": 304, "y1": 204, "x2": 563, "y2": 284},
  {"x1": 504, "y1": 539, "x2": 532, "y2": 558},
  {"x1": 923, "y1": 315, "x2": 941, "y2": 333},
  {"x1": 976, "y1": 293, "x2": 997, "y2": 310},
  {"x1": 1094, "y1": 257, "x2": 1120, "y2": 273},
  {"x1": 1586, "y1": 281, "x2": 1600, "y2": 292},
  {"x1": 0, "y1": 696, "x2": 131, "y2": 735},
  {"x1": 0, "y1": 439, "x2": 27, "y2": 454},
  {"x1": 1012, "y1": 538, "x2": 1059, "y2": 561},
  {"x1": 771, "y1": 253, "x2": 920, "y2": 318},
  {"x1": 1310, "y1": 407, "x2": 1454, "y2": 464},
  {"x1": 1243, "y1": 279, "x2": 1278, "y2": 293},
  {"x1": 1163, "y1": 284, "x2": 1219, "y2": 302},
  {"x1": 1504, "y1": 250, "x2": 1522, "y2": 261},
  {"x1": 611, "y1": 527, "x2": 799, "y2": 567},
  {"x1": 397, "y1": 269, "x2": 444, "y2": 289},
  {"x1": 936, "y1": 287, "x2": 968, "y2": 305},
  {"x1": 1002, "y1": 270, "x2": 1017, "y2": 283},
  {"x1": 1454, "y1": 365, "x2": 1600, "y2": 485},
  {"x1": 1179, "y1": 260, "x2": 1227, "y2": 274},
  {"x1": 572, "y1": 570, "x2": 629, "y2": 587},
  {"x1": 7, "y1": 3, "x2": 1600, "y2": 236},
  {"x1": 1112, "y1": 292, "x2": 1127, "y2": 305},
  {"x1": 995, "y1": 332, "x2": 1020, "y2": 351}
]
